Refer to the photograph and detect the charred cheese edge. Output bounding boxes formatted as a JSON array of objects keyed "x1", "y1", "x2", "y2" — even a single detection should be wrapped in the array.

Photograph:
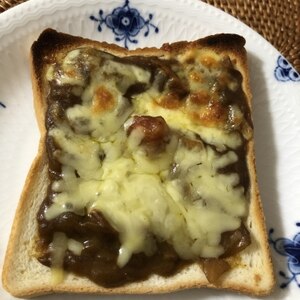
[{"x1": 44, "y1": 46, "x2": 252, "y2": 271}]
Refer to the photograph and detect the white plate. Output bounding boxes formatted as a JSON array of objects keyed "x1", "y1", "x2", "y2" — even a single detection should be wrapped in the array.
[{"x1": 0, "y1": 0, "x2": 300, "y2": 299}]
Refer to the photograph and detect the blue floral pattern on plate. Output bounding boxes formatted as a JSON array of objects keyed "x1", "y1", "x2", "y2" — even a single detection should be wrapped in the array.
[
  {"x1": 90, "y1": 0, "x2": 159, "y2": 49},
  {"x1": 269, "y1": 223, "x2": 300, "y2": 288},
  {"x1": 274, "y1": 56, "x2": 300, "y2": 82},
  {"x1": 0, "y1": 102, "x2": 6, "y2": 108}
]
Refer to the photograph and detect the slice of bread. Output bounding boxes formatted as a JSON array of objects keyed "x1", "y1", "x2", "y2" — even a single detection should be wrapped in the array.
[{"x1": 2, "y1": 29, "x2": 275, "y2": 298}]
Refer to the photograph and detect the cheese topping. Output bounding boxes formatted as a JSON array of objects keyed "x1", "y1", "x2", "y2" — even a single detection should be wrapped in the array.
[{"x1": 44, "y1": 47, "x2": 252, "y2": 268}]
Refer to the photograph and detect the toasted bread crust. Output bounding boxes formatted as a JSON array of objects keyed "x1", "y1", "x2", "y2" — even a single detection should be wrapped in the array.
[{"x1": 2, "y1": 29, "x2": 275, "y2": 298}]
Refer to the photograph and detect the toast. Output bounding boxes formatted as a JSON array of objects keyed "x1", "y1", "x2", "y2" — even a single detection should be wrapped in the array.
[{"x1": 2, "y1": 29, "x2": 275, "y2": 297}]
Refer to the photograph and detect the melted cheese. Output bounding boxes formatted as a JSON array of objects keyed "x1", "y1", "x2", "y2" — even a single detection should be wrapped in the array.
[
  {"x1": 46, "y1": 48, "x2": 250, "y2": 267},
  {"x1": 134, "y1": 96, "x2": 242, "y2": 150}
]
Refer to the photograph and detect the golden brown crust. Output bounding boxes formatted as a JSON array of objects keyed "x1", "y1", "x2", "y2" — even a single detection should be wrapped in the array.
[
  {"x1": 1, "y1": 146, "x2": 47, "y2": 293},
  {"x1": 2, "y1": 29, "x2": 275, "y2": 298}
]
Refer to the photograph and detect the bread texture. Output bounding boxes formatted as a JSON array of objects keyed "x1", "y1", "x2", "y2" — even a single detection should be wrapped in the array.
[{"x1": 2, "y1": 29, "x2": 275, "y2": 298}]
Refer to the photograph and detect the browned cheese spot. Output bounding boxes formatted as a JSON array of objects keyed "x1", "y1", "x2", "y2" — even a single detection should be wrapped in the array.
[
  {"x1": 92, "y1": 86, "x2": 115, "y2": 114},
  {"x1": 155, "y1": 92, "x2": 183, "y2": 109}
]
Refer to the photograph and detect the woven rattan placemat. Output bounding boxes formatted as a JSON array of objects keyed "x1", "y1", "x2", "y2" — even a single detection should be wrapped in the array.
[{"x1": 0, "y1": 0, "x2": 299, "y2": 72}]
